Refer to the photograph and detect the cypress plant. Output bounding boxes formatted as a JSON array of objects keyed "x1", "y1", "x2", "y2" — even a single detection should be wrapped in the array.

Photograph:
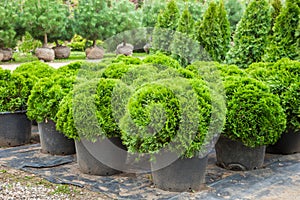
[
  {"x1": 194, "y1": 2, "x2": 223, "y2": 62},
  {"x1": 151, "y1": 0, "x2": 180, "y2": 54},
  {"x1": 218, "y1": 0, "x2": 231, "y2": 61},
  {"x1": 171, "y1": 5, "x2": 196, "y2": 66},
  {"x1": 264, "y1": 0, "x2": 300, "y2": 62},
  {"x1": 225, "y1": 0, "x2": 272, "y2": 68},
  {"x1": 270, "y1": 0, "x2": 282, "y2": 34}
]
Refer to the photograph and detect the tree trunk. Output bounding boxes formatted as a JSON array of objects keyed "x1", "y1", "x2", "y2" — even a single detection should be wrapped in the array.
[
  {"x1": 93, "y1": 40, "x2": 96, "y2": 48},
  {"x1": 43, "y1": 33, "x2": 48, "y2": 48}
]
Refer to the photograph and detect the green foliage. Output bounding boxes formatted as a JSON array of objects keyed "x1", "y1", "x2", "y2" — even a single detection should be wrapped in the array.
[
  {"x1": 263, "y1": 1, "x2": 300, "y2": 62},
  {"x1": 0, "y1": 68, "x2": 29, "y2": 112},
  {"x1": 151, "y1": 0, "x2": 180, "y2": 53},
  {"x1": 225, "y1": 0, "x2": 245, "y2": 32},
  {"x1": 224, "y1": 84, "x2": 286, "y2": 147},
  {"x1": 94, "y1": 78, "x2": 122, "y2": 137},
  {"x1": 247, "y1": 58, "x2": 300, "y2": 132},
  {"x1": 120, "y1": 67, "x2": 213, "y2": 158},
  {"x1": 56, "y1": 91, "x2": 79, "y2": 139},
  {"x1": 216, "y1": 63, "x2": 247, "y2": 78},
  {"x1": 143, "y1": 52, "x2": 182, "y2": 69},
  {"x1": 75, "y1": 0, "x2": 141, "y2": 47},
  {"x1": 195, "y1": 1, "x2": 230, "y2": 62},
  {"x1": 12, "y1": 61, "x2": 55, "y2": 92},
  {"x1": 170, "y1": 6, "x2": 198, "y2": 66},
  {"x1": 26, "y1": 61, "x2": 82, "y2": 122},
  {"x1": 23, "y1": 0, "x2": 71, "y2": 46},
  {"x1": 141, "y1": 0, "x2": 166, "y2": 27},
  {"x1": 282, "y1": 82, "x2": 300, "y2": 131},
  {"x1": 218, "y1": 0, "x2": 231, "y2": 61},
  {"x1": 67, "y1": 35, "x2": 87, "y2": 51},
  {"x1": 270, "y1": 0, "x2": 282, "y2": 34},
  {"x1": 225, "y1": 0, "x2": 272, "y2": 68},
  {"x1": 17, "y1": 32, "x2": 42, "y2": 53},
  {"x1": 0, "y1": 1, "x2": 18, "y2": 48}
]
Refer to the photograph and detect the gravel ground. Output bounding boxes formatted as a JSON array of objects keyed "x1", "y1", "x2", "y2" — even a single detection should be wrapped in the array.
[
  {"x1": 0, "y1": 62, "x2": 73, "y2": 71},
  {"x1": 0, "y1": 165, "x2": 109, "y2": 200}
]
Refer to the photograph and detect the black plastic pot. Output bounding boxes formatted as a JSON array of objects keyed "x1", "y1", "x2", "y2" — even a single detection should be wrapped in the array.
[
  {"x1": 215, "y1": 135, "x2": 266, "y2": 171},
  {"x1": 75, "y1": 137, "x2": 127, "y2": 176},
  {"x1": 267, "y1": 129, "x2": 300, "y2": 154},
  {"x1": 151, "y1": 156, "x2": 208, "y2": 192},
  {"x1": 0, "y1": 111, "x2": 31, "y2": 147},
  {"x1": 38, "y1": 120, "x2": 75, "y2": 155}
]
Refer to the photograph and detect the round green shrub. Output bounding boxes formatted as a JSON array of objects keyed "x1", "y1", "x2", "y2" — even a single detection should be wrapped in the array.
[
  {"x1": 142, "y1": 52, "x2": 182, "y2": 69},
  {"x1": 247, "y1": 58, "x2": 300, "y2": 134},
  {"x1": 0, "y1": 68, "x2": 29, "y2": 112},
  {"x1": 12, "y1": 61, "x2": 55, "y2": 91},
  {"x1": 120, "y1": 74, "x2": 213, "y2": 158},
  {"x1": 27, "y1": 74, "x2": 76, "y2": 123},
  {"x1": 224, "y1": 86, "x2": 286, "y2": 147}
]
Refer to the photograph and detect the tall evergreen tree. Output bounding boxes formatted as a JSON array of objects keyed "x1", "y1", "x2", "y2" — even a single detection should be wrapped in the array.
[
  {"x1": 270, "y1": 0, "x2": 282, "y2": 34},
  {"x1": 225, "y1": 0, "x2": 272, "y2": 68},
  {"x1": 151, "y1": 0, "x2": 180, "y2": 53},
  {"x1": 218, "y1": 0, "x2": 231, "y2": 61},
  {"x1": 225, "y1": 0, "x2": 245, "y2": 32},
  {"x1": 264, "y1": 0, "x2": 300, "y2": 62},
  {"x1": 171, "y1": 5, "x2": 197, "y2": 66},
  {"x1": 195, "y1": 2, "x2": 223, "y2": 62}
]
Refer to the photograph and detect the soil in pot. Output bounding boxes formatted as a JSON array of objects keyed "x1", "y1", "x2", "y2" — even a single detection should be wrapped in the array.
[
  {"x1": 35, "y1": 47, "x2": 55, "y2": 62},
  {"x1": 75, "y1": 137, "x2": 127, "y2": 176},
  {"x1": 38, "y1": 120, "x2": 75, "y2": 155},
  {"x1": 215, "y1": 135, "x2": 266, "y2": 171},
  {"x1": 151, "y1": 156, "x2": 208, "y2": 192},
  {"x1": 0, "y1": 111, "x2": 31, "y2": 147},
  {"x1": 85, "y1": 46, "x2": 104, "y2": 59},
  {"x1": 53, "y1": 46, "x2": 71, "y2": 59},
  {"x1": 267, "y1": 129, "x2": 300, "y2": 154},
  {"x1": 0, "y1": 48, "x2": 13, "y2": 62}
]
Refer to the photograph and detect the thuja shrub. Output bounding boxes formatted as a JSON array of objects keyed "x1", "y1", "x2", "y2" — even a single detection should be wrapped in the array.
[
  {"x1": 143, "y1": 52, "x2": 182, "y2": 69},
  {"x1": 263, "y1": 0, "x2": 300, "y2": 62},
  {"x1": 225, "y1": 0, "x2": 272, "y2": 68},
  {"x1": 0, "y1": 68, "x2": 28, "y2": 112},
  {"x1": 13, "y1": 61, "x2": 55, "y2": 91}
]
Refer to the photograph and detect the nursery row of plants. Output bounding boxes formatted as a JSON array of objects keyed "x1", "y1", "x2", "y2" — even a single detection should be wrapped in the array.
[
  {"x1": 0, "y1": 52, "x2": 299, "y2": 191},
  {"x1": 1, "y1": 0, "x2": 299, "y2": 65}
]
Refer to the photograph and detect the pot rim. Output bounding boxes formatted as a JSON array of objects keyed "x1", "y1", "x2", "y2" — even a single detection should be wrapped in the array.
[{"x1": 0, "y1": 110, "x2": 27, "y2": 115}]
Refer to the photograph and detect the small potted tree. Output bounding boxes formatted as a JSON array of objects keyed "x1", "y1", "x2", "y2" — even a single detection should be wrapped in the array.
[
  {"x1": 26, "y1": 62, "x2": 81, "y2": 155},
  {"x1": 0, "y1": 1, "x2": 25, "y2": 61},
  {"x1": 215, "y1": 76, "x2": 287, "y2": 170},
  {"x1": 0, "y1": 68, "x2": 31, "y2": 147},
  {"x1": 23, "y1": 0, "x2": 72, "y2": 61},
  {"x1": 247, "y1": 58, "x2": 300, "y2": 154}
]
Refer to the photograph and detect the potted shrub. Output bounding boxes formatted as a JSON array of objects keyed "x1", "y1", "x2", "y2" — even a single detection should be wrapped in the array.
[
  {"x1": 0, "y1": 1, "x2": 25, "y2": 61},
  {"x1": 23, "y1": 0, "x2": 72, "y2": 61},
  {"x1": 247, "y1": 58, "x2": 300, "y2": 154},
  {"x1": 56, "y1": 77, "x2": 127, "y2": 176},
  {"x1": 215, "y1": 76, "x2": 287, "y2": 170},
  {"x1": 56, "y1": 61, "x2": 127, "y2": 175},
  {"x1": 0, "y1": 68, "x2": 31, "y2": 147},
  {"x1": 117, "y1": 62, "x2": 224, "y2": 192},
  {"x1": 26, "y1": 62, "x2": 81, "y2": 155}
]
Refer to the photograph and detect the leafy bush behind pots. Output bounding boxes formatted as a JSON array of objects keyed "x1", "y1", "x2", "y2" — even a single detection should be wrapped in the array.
[
  {"x1": 223, "y1": 76, "x2": 286, "y2": 147},
  {"x1": 0, "y1": 68, "x2": 29, "y2": 112}
]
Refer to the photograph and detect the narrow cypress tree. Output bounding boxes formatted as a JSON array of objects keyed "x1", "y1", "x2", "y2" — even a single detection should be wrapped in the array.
[
  {"x1": 151, "y1": 0, "x2": 180, "y2": 53},
  {"x1": 225, "y1": 0, "x2": 272, "y2": 68},
  {"x1": 264, "y1": 1, "x2": 300, "y2": 62},
  {"x1": 195, "y1": 2, "x2": 223, "y2": 62},
  {"x1": 218, "y1": 0, "x2": 231, "y2": 61},
  {"x1": 270, "y1": 0, "x2": 282, "y2": 34},
  {"x1": 171, "y1": 5, "x2": 197, "y2": 66}
]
